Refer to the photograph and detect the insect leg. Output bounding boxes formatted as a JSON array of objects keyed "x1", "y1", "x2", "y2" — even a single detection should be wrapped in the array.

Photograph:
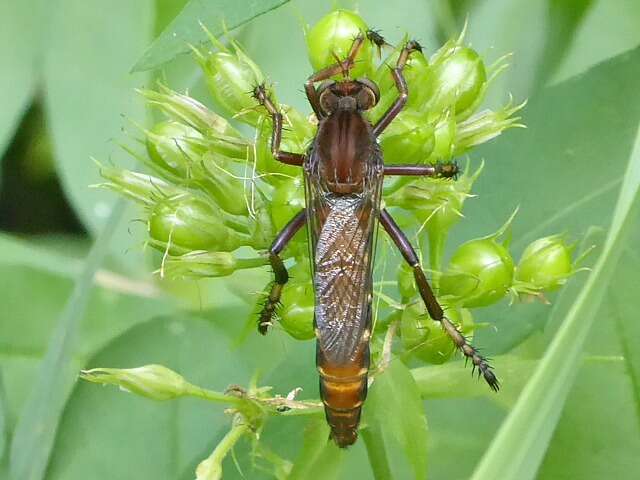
[
  {"x1": 372, "y1": 40, "x2": 423, "y2": 137},
  {"x1": 304, "y1": 33, "x2": 367, "y2": 119},
  {"x1": 253, "y1": 85, "x2": 305, "y2": 167},
  {"x1": 258, "y1": 209, "x2": 307, "y2": 334},
  {"x1": 384, "y1": 162, "x2": 459, "y2": 178},
  {"x1": 378, "y1": 208, "x2": 499, "y2": 391}
]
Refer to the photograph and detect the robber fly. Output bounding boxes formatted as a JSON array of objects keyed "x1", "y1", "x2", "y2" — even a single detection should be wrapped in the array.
[{"x1": 252, "y1": 33, "x2": 498, "y2": 448}]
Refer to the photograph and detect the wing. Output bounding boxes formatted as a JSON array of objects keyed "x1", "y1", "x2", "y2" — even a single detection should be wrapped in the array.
[{"x1": 304, "y1": 150, "x2": 383, "y2": 365}]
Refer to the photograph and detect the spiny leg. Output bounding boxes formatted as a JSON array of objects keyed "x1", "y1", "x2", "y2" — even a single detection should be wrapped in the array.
[
  {"x1": 304, "y1": 33, "x2": 367, "y2": 119},
  {"x1": 258, "y1": 209, "x2": 307, "y2": 334},
  {"x1": 252, "y1": 84, "x2": 304, "y2": 167},
  {"x1": 379, "y1": 208, "x2": 499, "y2": 390},
  {"x1": 372, "y1": 40, "x2": 423, "y2": 137}
]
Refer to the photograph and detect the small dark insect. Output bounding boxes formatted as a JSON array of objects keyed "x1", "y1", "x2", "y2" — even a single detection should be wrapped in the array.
[
  {"x1": 366, "y1": 29, "x2": 392, "y2": 58},
  {"x1": 253, "y1": 33, "x2": 498, "y2": 448}
]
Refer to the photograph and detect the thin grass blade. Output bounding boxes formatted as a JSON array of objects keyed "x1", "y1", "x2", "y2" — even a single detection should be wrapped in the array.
[
  {"x1": 8, "y1": 200, "x2": 126, "y2": 480},
  {"x1": 470, "y1": 123, "x2": 640, "y2": 480}
]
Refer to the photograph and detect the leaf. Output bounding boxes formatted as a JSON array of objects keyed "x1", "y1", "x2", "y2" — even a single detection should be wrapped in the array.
[
  {"x1": 0, "y1": 233, "x2": 81, "y2": 280},
  {"x1": 364, "y1": 360, "x2": 429, "y2": 480},
  {"x1": 132, "y1": 0, "x2": 291, "y2": 72},
  {"x1": 532, "y1": 0, "x2": 595, "y2": 88},
  {"x1": 536, "y1": 286, "x2": 640, "y2": 479},
  {"x1": 0, "y1": 0, "x2": 47, "y2": 158},
  {"x1": 361, "y1": 422, "x2": 392, "y2": 480},
  {"x1": 551, "y1": 0, "x2": 640, "y2": 84},
  {"x1": 43, "y1": 0, "x2": 154, "y2": 254},
  {"x1": 411, "y1": 356, "x2": 537, "y2": 406},
  {"x1": 464, "y1": 46, "x2": 640, "y2": 353},
  {"x1": 45, "y1": 313, "x2": 252, "y2": 480},
  {"x1": 469, "y1": 76, "x2": 640, "y2": 480},
  {"x1": 287, "y1": 418, "x2": 345, "y2": 480},
  {"x1": 155, "y1": 0, "x2": 190, "y2": 35},
  {"x1": 8, "y1": 201, "x2": 127, "y2": 480},
  {"x1": 0, "y1": 370, "x2": 6, "y2": 462}
]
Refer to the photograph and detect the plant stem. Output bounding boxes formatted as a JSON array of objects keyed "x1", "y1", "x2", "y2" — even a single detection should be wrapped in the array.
[
  {"x1": 196, "y1": 416, "x2": 250, "y2": 479},
  {"x1": 188, "y1": 385, "x2": 247, "y2": 406},
  {"x1": 362, "y1": 424, "x2": 393, "y2": 480}
]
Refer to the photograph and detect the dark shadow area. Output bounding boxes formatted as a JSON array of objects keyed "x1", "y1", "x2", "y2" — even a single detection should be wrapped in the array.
[{"x1": 0, "y1": 99, "x2": 86, "y2": 235}]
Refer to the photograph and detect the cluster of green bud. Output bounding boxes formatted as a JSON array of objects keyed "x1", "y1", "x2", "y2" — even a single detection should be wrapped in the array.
[{"x1": 96, "y1": 8, "x2": 583, "y2": 362}]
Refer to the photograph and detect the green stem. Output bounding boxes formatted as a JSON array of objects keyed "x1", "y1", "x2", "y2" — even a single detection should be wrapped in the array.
[
  {"x1": 362, "y1": 424, "x2": 393, "y2": 480},
  {"x1": 235, "y1": 256, "x2": 270, "y2": 270},
  {"x1": 187, "y1": 385, "x2": 247, "y2": 407},
  {"x1": 198, "y1": 417, "x2": 250, "y2": 479}
]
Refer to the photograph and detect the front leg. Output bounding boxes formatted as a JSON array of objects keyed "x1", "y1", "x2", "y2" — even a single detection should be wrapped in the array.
[
  {"x1": 258, "y1": 209, "x2": 307, "y2": 334},
  {"x1": 379, "y1": 208, "x2": 499, "y2": 391},
  {"x1": 253, "y1": 84, "x2": 305, "y2": 167},
  {"x1": 304, "y1": 33, "x2": 367, "y2": 119},
  {"x1": 373, "y1": 40, "x2": 423, "y2": 137}
]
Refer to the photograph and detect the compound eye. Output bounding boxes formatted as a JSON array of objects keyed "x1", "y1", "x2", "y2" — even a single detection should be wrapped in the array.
[
  {"x1": 318, "y1": 81, "x2": 338, "y2": 114},
  {"x1": 355, "y1": 78, "x2": 380, "y2": 110}
]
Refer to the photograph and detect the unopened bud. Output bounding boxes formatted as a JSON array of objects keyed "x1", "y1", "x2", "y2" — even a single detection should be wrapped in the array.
[{"x1": 80, "y1": 364, "x2": 190, "y2": 401}]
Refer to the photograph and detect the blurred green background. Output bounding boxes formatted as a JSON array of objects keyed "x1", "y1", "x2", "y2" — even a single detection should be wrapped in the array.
[{"x1": 1, "y1": 0, "x2": 640, "y2": 479}]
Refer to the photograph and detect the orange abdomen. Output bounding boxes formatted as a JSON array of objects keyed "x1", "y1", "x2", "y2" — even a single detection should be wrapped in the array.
[{"x1": 317, "y1": 344, "x2": 370, "y2": 447}]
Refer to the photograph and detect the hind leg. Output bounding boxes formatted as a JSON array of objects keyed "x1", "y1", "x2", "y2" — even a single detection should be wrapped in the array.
[{"x1": 379, "y1": 208, "x2": 499, "y2": 390}]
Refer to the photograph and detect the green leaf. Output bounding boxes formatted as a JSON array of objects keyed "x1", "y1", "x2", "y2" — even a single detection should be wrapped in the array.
[
  {"x1": 0, "y1": 0, "x2": 47, "y2": 158},
  {"x1": 361, "y1": 422, "x2": 392, "y2": 480},
  {"x1": 469, "y1": 71, "x2": 640, "y2": 480},
  {"x1": 0, "y1": 370, "x2": 6, "y2": 462},
  {"x1": 412, "y1": 356, "x2": 537, "y2": 406},
  {"x1": 287, "y1": 418, "x2": 345, "y2": 480},
  {"x1": 132, "y1": 0, "x2": 291, "y2": 72},
  {"x1": 464, "y1": 46, "x2": 640, "y2": 353},
  {"x1": 155, "y1": 0, "x2": 189, "y2": 35},
  {"x1": 365, "y1": 360, "x2": 429, "y2": 480},
  {"x1": 43, "y1": 0, "x2": 153, "y2": 250},
  {"x1": 532, "y1": 0, "x2": 595, "y2": 88},
  {"x1": 45, "y1": 313, "x2": 252, "y2": 480},
  {"x1": 552, "y1": 0, "x2": 640, "y2": 83},
  {"x1": 0, "y1": 234, "x2": 81, "y2": 280},
  {"x1": 537, "y1": 291, "x2": 640, "y2": 479},
  {"x1": 8, "y1": 201, "x2": 127, "y2": 480}
]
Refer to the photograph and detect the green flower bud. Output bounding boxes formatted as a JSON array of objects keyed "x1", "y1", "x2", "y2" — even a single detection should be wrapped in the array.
[
  {"x1": 279, "y1": 281, "x2": 315, "y2": 340},
  {"x1": 146, "y1": 120, "x2": 207, "y2": 178},
  {"x1": 199, "y1": 152, "x2": 258, "y2": 216},
  {"x1": 148, "y1": 194, "x2": 252, "y2": 255},
  {"x1": 424, "y1": 43, "x2": 487, "y2": 120},
  {"x1": 195, "y1": 35, "x2": 266, "y2": 126},
  {"x1": 387, "y1": 160, "x2": 482, "y2": 235},
  {"x1": 398, "y1": 262, "x2": 417, "y2": 301},
  {"x1": 515, "y1": 235, "x2": 576, "y2": 292},
  {"x1": 428, "y1": 112, "x2": 456, "y2": 162},
  {"x1": 379, "y1": 110, "x2": 434, "y2": 165},
  {"x1": 401, "y1": 303, "x2": 474, "y2": 364},
  {"x1": 160, "y1": 251, "x2": 268, "y2": 279},
  {"x1": 270, "y1": 175, "x2": 306, "y2": 231},
  {"x1": 138, "y1": 84, "x2": 250, "y2": 159},
  {"x1": 96, "y1": 164, "x2": 182, "y2": 206},
  {"x1": 369, "y1": 42, "x2": 430, "y2": 122},
  {"x1": 255, "y1": 114, "x2": 306, "y2": 183},
  {"x1": 439, "y1": 211, "x2": 517, "y2": 307},
  {"x1": 79, "y1": 364, "x2": 190, "y2": 401},
  {"x1": 454, "y1": 99, "x2": 525, "y2": 156},
  {"x1": 306, "y1": 9, "x2": 373, "y2": 79}
]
